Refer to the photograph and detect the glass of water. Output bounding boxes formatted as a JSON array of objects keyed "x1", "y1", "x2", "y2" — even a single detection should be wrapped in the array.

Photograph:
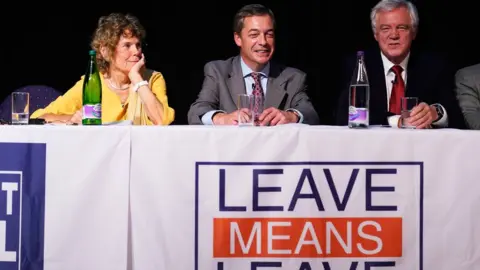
[
  {"x1": 11, "y1": 92, "x2": 30, "y2": 125},
  {"x1": 237, "y1": 94, "x2": 254, "y2": 126},
  {"x1": 401, "y1": 97, "x2": 418, "y2": 129}
]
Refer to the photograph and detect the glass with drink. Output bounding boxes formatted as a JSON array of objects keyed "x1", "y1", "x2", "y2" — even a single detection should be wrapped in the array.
[
  {"x1": 401, "y1": 97, "x2": 418, "y2": 129},
  {"x1": 11, "y1": 92, "x2": 30, "y2": 125}
]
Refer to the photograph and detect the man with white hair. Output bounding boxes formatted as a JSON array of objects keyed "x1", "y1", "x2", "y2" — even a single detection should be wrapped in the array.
[{"x1": 335, "y1": 0, "x2": 465, "y2": 129}]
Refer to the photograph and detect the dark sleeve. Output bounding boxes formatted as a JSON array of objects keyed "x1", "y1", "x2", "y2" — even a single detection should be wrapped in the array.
[
  {"x1": 289, "y1": 72, "x2": 320, "y2": 125},
  {"x1": 431, "y1": 57, "x2": 466, "y2": 129},
  {"x1": 187, "y1": 62, "x2": 220, "y2": 125}
]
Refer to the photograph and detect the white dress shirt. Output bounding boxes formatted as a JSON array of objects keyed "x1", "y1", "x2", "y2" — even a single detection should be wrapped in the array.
[{"x1": 380, "y1": 52, "x2": 448, "y2": 128}]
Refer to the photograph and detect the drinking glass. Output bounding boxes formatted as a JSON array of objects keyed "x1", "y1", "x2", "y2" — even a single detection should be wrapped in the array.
[
  {"x1": 237, "y1": 94, "x2": 254, "y2": 126},
  {"x1": 11, "y1": 92, "x2": 30, "y2": 125},
  {"x1": 401, "y1": 97, "x2": 418, "y2": 129}
]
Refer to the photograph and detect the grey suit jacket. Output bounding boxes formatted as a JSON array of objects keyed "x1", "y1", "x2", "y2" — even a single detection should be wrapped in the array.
[
  {"x1": 188, "y1": 56, "x2": 319, "y2": 125},
  {"x1": 454, "y1": 63, "x2": 480, "y2": 130}
]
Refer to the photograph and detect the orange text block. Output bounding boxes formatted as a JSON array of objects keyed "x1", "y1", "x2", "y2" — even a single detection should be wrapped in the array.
[{"x1": 213, "y1": 217, "x2": 402, "y2": 258}]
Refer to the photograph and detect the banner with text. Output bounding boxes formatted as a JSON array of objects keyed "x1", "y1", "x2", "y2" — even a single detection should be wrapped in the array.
[
  {"x1": 130, "y1": 126, "x2": 480, "y2": 270},
  {"x1": 0, "y1": 126, "x2": 131, "y2": 270}
]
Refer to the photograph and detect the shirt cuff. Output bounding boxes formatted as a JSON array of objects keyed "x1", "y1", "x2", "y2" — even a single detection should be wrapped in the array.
[
  {"x1": 388, "y1": 115, "x2": 401, "y2": 128},
  {"x1": 286, "y1": 109, "x2": 304, "y2": 123},
  {"x1": 201, "y1": 110, "x2": 225, "y2": 125}
]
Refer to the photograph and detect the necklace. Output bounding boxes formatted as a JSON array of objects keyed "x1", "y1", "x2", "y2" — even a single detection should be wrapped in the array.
[{"x1": 107, "y1": 78, "x2": 130, "y2": 90}]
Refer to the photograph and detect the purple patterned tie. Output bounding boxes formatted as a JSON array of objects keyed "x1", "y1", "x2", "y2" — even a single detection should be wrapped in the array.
[{"x1": 251, "y1": 72, "x2": 264, "y2": 121}]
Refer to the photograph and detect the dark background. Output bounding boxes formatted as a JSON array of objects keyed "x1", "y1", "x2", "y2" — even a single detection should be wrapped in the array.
[{"x1": 4, "y1": 0, "x2": 479, "y2": 125}]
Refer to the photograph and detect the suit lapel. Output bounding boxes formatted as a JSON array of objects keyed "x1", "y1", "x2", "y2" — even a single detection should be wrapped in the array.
[
  {"x1": 227, "y1": 56, "x2": 246, "y2": 102},
  {"x1": 265, "y1": 62, "x2": 286, "y2": 109}
]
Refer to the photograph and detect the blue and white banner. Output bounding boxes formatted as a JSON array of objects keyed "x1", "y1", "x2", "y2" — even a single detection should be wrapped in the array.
[
  {"x1": 0, "y1": 142, "x2": 46, "y2": 270},
  {"x1": 129, "y1": 125, "x2": 480, "y2": 270},
  {"x1": 2, "y1": 125, "x2": 479, "y2": 270},
  {"x1": 0, "y1": 126, "x2": 132, "y2": 270}
]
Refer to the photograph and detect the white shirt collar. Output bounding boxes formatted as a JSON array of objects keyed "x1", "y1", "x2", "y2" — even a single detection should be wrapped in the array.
[
  {"x1": 240, "y1": 57, "x2": 270, "y2": 78},
  {"x1": 380, "y1": 52, "x2": 410, "y2": 76}
]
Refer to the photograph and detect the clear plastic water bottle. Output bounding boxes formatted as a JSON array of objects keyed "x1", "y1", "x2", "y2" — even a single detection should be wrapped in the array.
[{"x1": 348, "y1": 51, "x2": 370, "y2": 128}]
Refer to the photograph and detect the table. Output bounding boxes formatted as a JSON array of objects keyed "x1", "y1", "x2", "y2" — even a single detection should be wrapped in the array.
[{"x1": 1, "y1": 125, "x2": 479, "y2": 270}]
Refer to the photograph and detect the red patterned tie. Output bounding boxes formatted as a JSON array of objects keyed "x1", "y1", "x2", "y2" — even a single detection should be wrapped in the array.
[
  {"x1": 251, "y1": 72, "x2": 264, "y2": 118},
  {"x1": 389, "y1": 65, "x2": 405, "y2": 115}
]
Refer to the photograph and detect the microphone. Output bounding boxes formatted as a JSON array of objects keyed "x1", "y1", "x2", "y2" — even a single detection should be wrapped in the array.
[{"x1": 391, "y1": 75, "x2": 397, "y2": 84}]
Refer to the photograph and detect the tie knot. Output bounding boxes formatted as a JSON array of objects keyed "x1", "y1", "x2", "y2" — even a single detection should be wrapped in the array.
[
  {"x1": 391, "y1": 65, "x2": 403, "y2": 75},
  {"x1": 251, "y1": 72, "x2": 261, "y2": 82}
]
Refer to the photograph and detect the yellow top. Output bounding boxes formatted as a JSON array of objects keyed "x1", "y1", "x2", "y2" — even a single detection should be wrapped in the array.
[{"x1": 30, "y1": 70, "x2": 175, "y2": 125}]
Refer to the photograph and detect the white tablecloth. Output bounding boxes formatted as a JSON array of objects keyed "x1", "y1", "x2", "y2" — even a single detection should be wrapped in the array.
[{"x1": 1, "y1": 125, "x2": 479, "y2": 270}]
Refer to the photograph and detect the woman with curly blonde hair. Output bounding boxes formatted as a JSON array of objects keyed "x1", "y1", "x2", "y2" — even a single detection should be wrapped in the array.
[{"x1": 31, "y1": 13, "x2": 175, "y2": 125}]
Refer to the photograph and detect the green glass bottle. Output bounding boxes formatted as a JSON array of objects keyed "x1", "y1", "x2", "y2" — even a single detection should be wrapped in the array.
[{"x1": 82, "y1": 50, "x2": 102, "y2": 125}]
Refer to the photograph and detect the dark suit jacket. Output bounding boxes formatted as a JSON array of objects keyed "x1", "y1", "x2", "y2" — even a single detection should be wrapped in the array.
[
  {"x1": 188, "y1": 55, "x2": 320, "y2": 125},
  {"x1": 335, "y1": 47, "x2": 466, "y2": 129}
]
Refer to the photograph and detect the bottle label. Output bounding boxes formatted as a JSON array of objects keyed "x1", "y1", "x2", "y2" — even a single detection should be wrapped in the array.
[
  {"x1": 82, "y1": 104, "x2": 101, "y2": 119},
  {"x1": 348, "y1": 106, "x2": 368, "y2": 124}
]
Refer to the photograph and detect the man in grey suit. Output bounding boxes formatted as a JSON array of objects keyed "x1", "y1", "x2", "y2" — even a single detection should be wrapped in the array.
[
  {"x1": 454, "y1": 63, "x2": 480, "y2": 130},
  {"x1": 188, "y1": 4, "x2": 319, "y2": 126}
]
